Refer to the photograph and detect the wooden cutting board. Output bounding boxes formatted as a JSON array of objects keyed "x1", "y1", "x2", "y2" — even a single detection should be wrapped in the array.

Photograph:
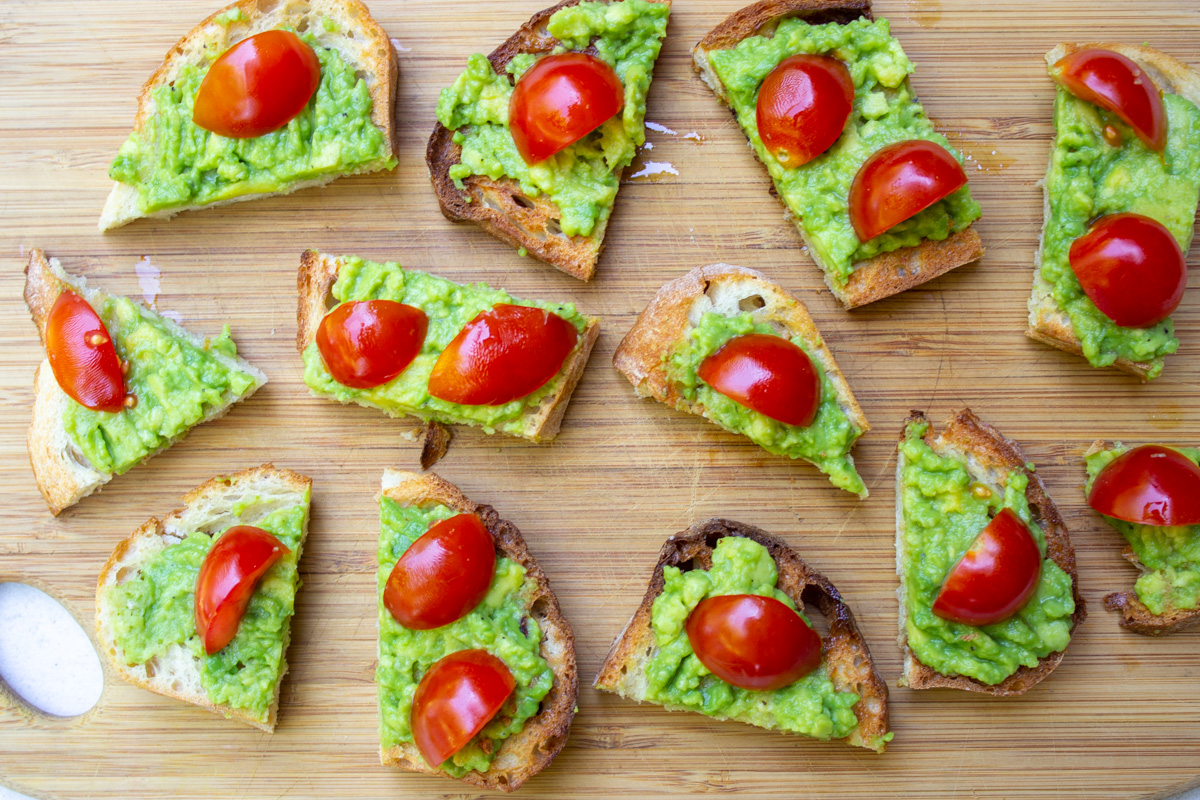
[{"x1": 2, "y1": 0, "x2": 1199, "y2": 797}]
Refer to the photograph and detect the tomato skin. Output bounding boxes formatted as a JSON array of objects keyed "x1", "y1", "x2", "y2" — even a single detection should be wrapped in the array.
[
  {"x1": 1088, "y1": 445, "x2": 1200, "y2": 527},
  {"x1": 509, "y1": 53, "x2": 624, "y2": 164},
  {"x1": 1053, "y1": 48, "x2": 1167, "y2": 151},
  {"x1": 848, "y1": 140, "x2": 968, "y2": 242},
  {"x1": 697, "y1": 334, "x2": 821, "y2": 427},
  {"x1": 192, "y1": 30, "x2": 321, "y2": 139},
  {"x1": 427, "y1": 304, "x2": 579, "y2": 406},
  {"x1": 1068, "y1": 213, "x2": 1185, "y2": 329},
  {"x1": 932, "y1": 508, "x2": 1042, "y2": 627},
  {"x1": 46, "y1": 291, "x2": 126, "y2": 413},
  {"x1": 685, "y1": 594, "x2": 822, "y2": 691},
  {"x1": 194, "y1": 526, "x2": 290, "y2": 655},
  {"x1": 756, "y1": 55, "x2": 855, "y2": 169},
  {"x1": 384, "y1": 514, "x2": 496, "y2": 630},
  {"x1": 316, "y1": 300, "x2": 428, "y2": 389},
  {"x1": 411, "y1": 649, "x2": 515, "y2": 767}
]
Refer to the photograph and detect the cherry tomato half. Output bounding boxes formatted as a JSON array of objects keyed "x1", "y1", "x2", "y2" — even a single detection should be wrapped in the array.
[
  {"x1": 697, "y1": 334, "x2": 821, "y2": 427},
  {"x1": 411, "y1": 649, "x2": 515, "y2": 767},
  {"x1": 384, "y1": 513, "x2": 496, "y2": 630},
  {"x1": 195, "y1": 526, "x2": 289, "y2": 655},
  {"x1": 932, "y1": 508, "x2": 1042, "y2": 627},
  {"x1": 427, "y1": 304, "x2": 579, "y2": 406},
  {"x1": 1088, "y1": 445, "x2": 1200, "y2": 527},
  {"x1": 848, "y1": 139, "x2": 968, "y2": 242},
  {"x1": 192, "y1": 30, "x2": 321, "y2": 139},
  {"x1": 509, "y1": 52, "x2": 624, "y2": 165},
  {"x1": 685, "y1": 594, "x2": 822, "y2": 691},
  {"x1": 46, "y1": 291, "x2": 126, "y2": 413},
  {"x1": 1053, "y1": 48, "x2": 1167, "y2": 151},
  {"x1": 316, "y1": 300, "x2": 429, "y2": 389},
  {"x1": 756, "y1": 55, "x2": 855, "y2": 169}
]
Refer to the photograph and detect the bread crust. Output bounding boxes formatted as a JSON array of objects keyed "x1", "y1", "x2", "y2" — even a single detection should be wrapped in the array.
[
  {"x1": 593, "y1": 518, "x2": 890, "y2": 752},
  {"x1": 377, "y1": 470, "x2": 577, "y2": 792},
  {"x1": 896, "y1": 410, "x2": 1087, "y2": 695}
]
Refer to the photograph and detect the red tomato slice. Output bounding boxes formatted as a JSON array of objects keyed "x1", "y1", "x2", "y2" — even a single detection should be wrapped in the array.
[
  {"x1": 932, "y1": 508, "x2": 1042, "y2": 627},
  {"x1": 697, "y1": 334, "x2": 821, "y2": 427},
  {"x1": 1088, "y1": 445, "x2": 1200, "y2": 526},
  {"x1": 427, "y1": 304, "x2": 579, "y2": 406},
  {"x1": 684, "y1": 594, "x2": 822, "y2": 691},
  {"x1": 46, "y1": 291, "x2": 126, "y2": 413},
  {"x1": 316, "y1": 300, "x2": 429, "y2": 389},
  {"x1": 756, "y1": 54, "x2": 855, "y2": 169},
  {"x1": 509, "y1": 53, "x2": 624, "y2": 164},
  {"x1": 192, "y1": 30, "x2": 321, "y2": 139},
  {"x1": 194, "y1": 526, "x2": 290, "y2": 655},
  {"x1": 384, "y1": 514, "x2": 496, "y2": 630},
  {"x1": 1068, "y1": 213, "x2": 1185, "y2": 329},
  {"x1": 1053, "y1": 48, "x2": 1167, "y2": 151},
  {"x1": 411, "y1": 649, "x2": 515, "y2": 767},
  {"x1": 848, "y1": 139, "x2": 968, "y2": 241}
]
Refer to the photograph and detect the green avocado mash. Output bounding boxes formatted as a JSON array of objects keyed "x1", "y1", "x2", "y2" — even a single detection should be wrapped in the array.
[
  {"x1": 898, "y1": 421, "x2": 1076, "y2": 685},
  {"x1": 1085, "y1": 445, "x2": 1200, "y2": 615},
  {"x1": 376, "y1": 499, "x2": 553, "y2": 777},
  {"x1": 64, "y1": 294, "x2": 259, "y2": 476},
  {"x1": 109, "y1": 28, "x2": 393, "y2": 214},
  {"x1": 666, "y1": 311, "x2": 866, "y2": 495},
  {"x1": 707, "y1": 17, "x2": 981, "y2": 286},
  {"x1": 1038, "y1": 86, "x2": 1200, "y2": 378},
  {"x1": 435, "y1": 0, "x2": 670, "y2": 238},
  {"x1": 302, "y1": 255, "x2": 591, "y2": 435},
  {"x1": 105, "y1": 500, "x2": 309, "y2": 722}
]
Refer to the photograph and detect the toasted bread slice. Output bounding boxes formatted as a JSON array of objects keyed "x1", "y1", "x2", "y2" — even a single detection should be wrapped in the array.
[
  {"x1": 377, "y1": 470, "x2": 577, "y2": 791},
  {"x1": 95, "y1": 464, "x2": 312, "y2": 732},
  {"x1": 613, "y1": 263, "x2": 869, "y2": 495},
  {"x1": 24, "y1": 250, "x2": 266, "y2": 515},
  {"x1": 594, "y1": 518, "x2": 890, "y2": 752},
  {"x1": 100, "y1": 0, "x2": 397, "y2": 231},
  {"x1": 1027, "y1": 43, "x2": 1200, "y2": 380},
  {"x1": 692, "y1": 0, "x2": 984, "y2": 308},
  {"x1": 896, "y1": 410, "x2": 1086, "y2": 695}
]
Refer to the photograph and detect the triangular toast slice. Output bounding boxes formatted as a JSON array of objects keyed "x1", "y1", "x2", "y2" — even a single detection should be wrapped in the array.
[
  {"x1": 25, "y1": 250, "x2": 266, "y2": 514},
  {"x1": 377, "y1": 470, "x2": 577, "y2": 791},
  {"x1": 95, "y1": 465, "x2": 312, "y2": 731}
]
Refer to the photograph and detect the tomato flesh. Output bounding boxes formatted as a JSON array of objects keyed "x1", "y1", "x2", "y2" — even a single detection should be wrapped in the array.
[
  {"x1": 1088, "y1": 445, "x2": 1200, "y2": 527},
  {"x1": 46, "y1": 291, "x2": 126, "y2": 413},
  {"x1": 509, "y1": 53, "x2": 624, "y2": 164},
  {"x1": 697, "y1": 334, "x2": 821, "y2": 427},
  {"x1": 317, "y1": 300, "x2": 428, "y2": 389},
  {"x1": 427, "y1": 304, "x2": 579, "y2": 406},
  {"x1": 1068, "y1": 213, "x2": 1185, "y2": 329},
  {"x1": 193, "y1": 30, "x2": 321, "y2": 139},
  {"x1": 194, "y1": 526, "x2": 289, "y2": 655},
  {"x1": 932, "y1": 508, "x2": 1042, "y2": 627},
  {"x1": 848, "y1": 139, "x2": 968, "y2": 241},
  {"x1": 384, "y1": 514, "x2": 496, "y2": 630},
  {"x1": 411, "y1": 649, "x2": 515, "y2": 767},
  {"x1": 756, "y1": 55, "x2": 854, "y2": 169},
  {"x1": 1053, "y1": 48, "x2": 1167, "y2": 151},
  {"x1": 685, "y1": 594, "x2": 822, "y2": 691}
]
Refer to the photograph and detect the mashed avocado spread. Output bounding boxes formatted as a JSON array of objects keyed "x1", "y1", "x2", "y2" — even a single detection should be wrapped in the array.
[
  {"x1": 376, "y1": 499, "x2": 552, "y2": 777},
  {"x1": 707, "y1": 18, "x2": 981, "y2": 286},
  {"x1": 105, "y1": 500, "x2": 308, "y2": 722},
  {"x1": 666, "y1": 311, "x2": 865, "y2": 495},
  {"x1": 899, "y1": 421, "x2": 1076, "y2": 685},
  {"x1": 1085, "y1": 445, "x2": 1200, "y2": 615},
  {"x1": 435, "y1": 0, "x2": 670, "y2": 238}
]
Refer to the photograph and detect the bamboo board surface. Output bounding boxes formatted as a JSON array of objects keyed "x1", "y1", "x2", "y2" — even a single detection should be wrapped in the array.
[{"x1": 2, "y1": 0, "x2": 1200, "y2": 797}]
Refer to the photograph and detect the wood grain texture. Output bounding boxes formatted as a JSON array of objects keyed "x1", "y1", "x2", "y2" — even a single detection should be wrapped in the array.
[{"x1": 1, "y1": 1, "x2": 1199, "y2": 798}]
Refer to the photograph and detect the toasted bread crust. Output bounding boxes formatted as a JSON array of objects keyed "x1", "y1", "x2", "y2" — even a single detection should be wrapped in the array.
[
  {"x1": 378, "y1": 470, "x2": 577, "y2": 792},
  {"x1": 896, "y1": 410, "x2": 1086, "y2": 695}
]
